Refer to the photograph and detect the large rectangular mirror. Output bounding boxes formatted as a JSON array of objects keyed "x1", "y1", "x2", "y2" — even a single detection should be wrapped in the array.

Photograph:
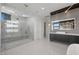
[{"x1": 52, "y1": 18, "x2": 75, "y2": 30}]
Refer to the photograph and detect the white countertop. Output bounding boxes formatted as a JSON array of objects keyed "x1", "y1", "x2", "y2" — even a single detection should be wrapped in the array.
[{"x1": 50, "y1": 32, "x2": 79, "y2": 36}]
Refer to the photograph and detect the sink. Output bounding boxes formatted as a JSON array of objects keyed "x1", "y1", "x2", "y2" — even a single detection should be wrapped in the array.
[{"x1": 56, "y1": 32, "x2": 66, "y2": 34}]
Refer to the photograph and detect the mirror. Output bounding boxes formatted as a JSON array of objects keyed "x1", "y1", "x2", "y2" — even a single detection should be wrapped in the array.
[{"x1": 52, "y1": 18, "x2": 75, "y2": 30}]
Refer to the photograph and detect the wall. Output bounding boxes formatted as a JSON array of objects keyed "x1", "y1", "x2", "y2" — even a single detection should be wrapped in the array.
[
  {"x1": 51, "y1": 8, "x2": 79, "y2": 34},
  {"x1": 1, "y1": 7, "x2": 44, "y2": 41},
  {"x1": 1, "y1": 9, "x2": 35, "y2": 51},
  {"x1": 1, "y1": 4, "x2": 46, "y2": 52},
  {"x1": 1, "y1": 15, "x2": 45, "y2": 50},
  {"x1": 32, "y1": 16, "x2": 44, "y2": 40},
  {"x1": 34, "y1": 16, "x2": 50, "y2": 40},
  {"x1": 1, "y1": 4, "x2": 34, "y2": 41},
  {"x1": 0, "y1": 4, "x2": 1, "y2": 53},
  {"x1": 43, "y1": 16, "x2": 51, "y2": 39},
  {"x1": 27, "y1": 16, "x2": 46, "y2": 40},
  {"x1": 0, "y1": 21, "x2": 1, "y2": 52}
]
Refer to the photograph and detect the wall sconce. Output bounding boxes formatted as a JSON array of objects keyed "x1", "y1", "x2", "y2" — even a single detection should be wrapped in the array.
[{"x1": 65, "y1": 4, "x2": 74, "y2": 14}]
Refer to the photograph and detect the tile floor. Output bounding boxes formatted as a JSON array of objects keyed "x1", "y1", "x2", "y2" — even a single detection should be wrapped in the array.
[{"x1": 1, "y1": 39, "x2": 69, "y2": 55}]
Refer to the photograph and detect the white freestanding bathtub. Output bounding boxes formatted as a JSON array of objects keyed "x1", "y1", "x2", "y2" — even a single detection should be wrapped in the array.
[{"x1": 67, "y1": 44, "x2": 79, "y2": 55}]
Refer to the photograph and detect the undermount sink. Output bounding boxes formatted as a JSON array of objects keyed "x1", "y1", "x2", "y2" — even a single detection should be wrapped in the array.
[{"x1": 56, "y1": 32, "x2": 66, "y2": 34}]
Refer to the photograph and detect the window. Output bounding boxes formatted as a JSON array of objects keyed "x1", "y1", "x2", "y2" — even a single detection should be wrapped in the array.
[
  {"x1": 53, "y1": 22, "x2": 60, "y2": 30},
  {"x1": 1, "y1": 12, "x2": 11, "y2": 20}
]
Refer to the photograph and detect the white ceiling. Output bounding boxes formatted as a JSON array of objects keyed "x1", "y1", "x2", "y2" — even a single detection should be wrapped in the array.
[{"x1": 2, "y1": 3, "x2": 74, "y2": 17}]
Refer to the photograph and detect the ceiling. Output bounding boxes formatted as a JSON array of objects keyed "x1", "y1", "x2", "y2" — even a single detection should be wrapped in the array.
[{"x1": 1, "y1": 3, "x2": 74, "y2": 17}]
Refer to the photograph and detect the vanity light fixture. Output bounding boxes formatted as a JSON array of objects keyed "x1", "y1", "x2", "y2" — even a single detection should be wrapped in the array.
[
  {"x1": 65, "y1": 4, "x2": 74, "y2": 14},
  {"x1": 22, "y1": 14, "x2": 30, "y2": 17}
]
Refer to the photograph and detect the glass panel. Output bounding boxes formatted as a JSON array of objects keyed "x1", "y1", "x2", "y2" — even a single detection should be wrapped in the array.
[{"x1": 1, "y1": 19, "x2": 34, "y2": 52}]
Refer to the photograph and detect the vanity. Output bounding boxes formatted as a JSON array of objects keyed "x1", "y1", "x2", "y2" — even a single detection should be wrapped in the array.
[
  {"x1": 50, "y1": 33, "x2": 79, "y2": 44},
  {"x1": 50, "y1": 18, "x2": 79, "y2": 44}
]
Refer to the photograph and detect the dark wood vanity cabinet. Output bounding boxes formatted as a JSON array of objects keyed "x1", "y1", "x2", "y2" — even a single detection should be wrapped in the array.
[
  {"x1": 50, "y1": 34, "x2": 79, "y2": 44},
  {"x1": 75, "y1": 36, "x2": 79, "y2": 43}
]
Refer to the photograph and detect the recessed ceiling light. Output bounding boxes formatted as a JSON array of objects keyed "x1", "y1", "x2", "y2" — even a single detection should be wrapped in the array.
[
  {"x1": 1, "y1": 6, "x2": 5, "y2": 9},
  {"x1": 41, "y1": 8, "x2": 45, "y2": 10},
  {"x1": 22, "y1": 14, "x2": 27, "y2": 17}
]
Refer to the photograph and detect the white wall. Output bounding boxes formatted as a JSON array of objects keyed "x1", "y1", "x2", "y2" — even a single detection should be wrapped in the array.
[
  {"x1": 1, "y1": 5, "x2": 47, "y2": 53},
  {"x1": 51, "y1": 8, "x2": 79, "y2": 34},
  {"x1": 42, "y1": 16, "x2": 51, "y2": 39},
  {"x1": 1, "y1": 3, "x2": 46, "y2": 41},
  {"x1": 0, "y1": 19, "x2": 1, "y2": 54},
  {"x1": 0, "y1": 4, "x2": 1, "y2": 53},
  {"x1": 27, "y1": 16, "x2": 44, "y2": 40}
]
